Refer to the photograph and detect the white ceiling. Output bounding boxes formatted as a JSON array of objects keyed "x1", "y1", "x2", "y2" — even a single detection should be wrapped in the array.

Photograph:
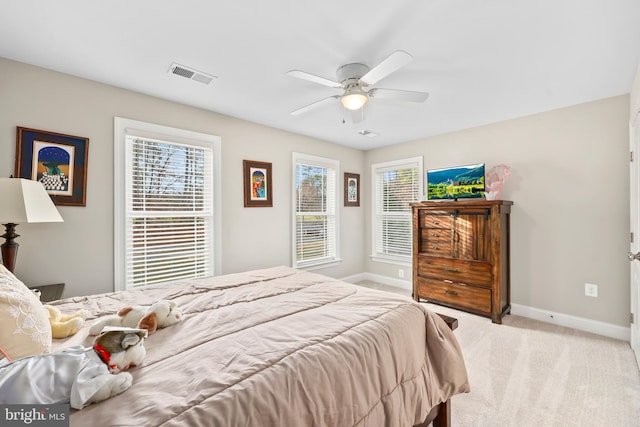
[{"x1": 1, "y1": 1, "x2": 639, "y2": 150}]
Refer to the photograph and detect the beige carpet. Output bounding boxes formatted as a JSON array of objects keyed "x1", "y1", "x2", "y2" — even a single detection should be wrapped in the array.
[{"x1": 356, "y1": 281, "x2": 640, "y2": 427}]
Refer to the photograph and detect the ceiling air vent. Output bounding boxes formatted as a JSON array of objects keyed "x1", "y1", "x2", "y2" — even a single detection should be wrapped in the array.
[
  {"x1": 358, "y1": 129, "x2": 378, "y2": 138},
  {"x1": 168, "y1": 63, "x2": 217, "y2": 85}
]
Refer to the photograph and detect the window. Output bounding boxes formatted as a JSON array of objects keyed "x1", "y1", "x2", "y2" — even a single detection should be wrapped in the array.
[
  {"x1": 372, "y1": 157, "x2": 423, "y2": 263},
  {"x1": 292, "y1": 153, "x2": 340, "y2": 268},
  {"x1": 114, "y1": 118, "x2": 221, "y2": 291}
]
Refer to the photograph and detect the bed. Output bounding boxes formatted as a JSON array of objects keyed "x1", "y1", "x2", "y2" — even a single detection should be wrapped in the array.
[{"x1": 48, "y1": 266, "x2": 469, "y2": 426}]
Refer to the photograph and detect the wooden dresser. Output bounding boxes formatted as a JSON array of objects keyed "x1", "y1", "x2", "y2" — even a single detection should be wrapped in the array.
[{"x1": 412, "y1": 199, "x2": 512, "y2": 324}]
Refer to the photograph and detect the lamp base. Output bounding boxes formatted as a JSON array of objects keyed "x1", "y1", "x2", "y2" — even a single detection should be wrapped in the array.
[{"x1": 1, "y1": 223, "x2": 19, "y2": 273}]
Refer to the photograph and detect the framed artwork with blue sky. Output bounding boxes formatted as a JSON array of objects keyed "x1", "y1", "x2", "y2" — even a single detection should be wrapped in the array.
[
  {"x1": 14, "y1": 127, "x2": 89, "y2": 206},
  {"x1": 243, "y1": 159, "x2": 272, "y2": 207}
]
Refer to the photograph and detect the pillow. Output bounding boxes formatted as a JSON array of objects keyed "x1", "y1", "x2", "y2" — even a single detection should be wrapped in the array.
[{"x1": 0, "y1": 264, "x2": 52, "y2": 360}]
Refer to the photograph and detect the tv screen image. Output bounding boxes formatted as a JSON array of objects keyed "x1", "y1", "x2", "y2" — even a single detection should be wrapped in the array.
[{"x1": 427, "y1": 163, "x2": 485, "y2": 200}]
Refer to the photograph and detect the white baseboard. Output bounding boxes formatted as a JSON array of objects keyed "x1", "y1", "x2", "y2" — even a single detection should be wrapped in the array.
[
  {"x1": 339, "y1": 272, "x2": 368, "y2": 284},
  {"x1": 340, "y1": 272, "x2": 411, "y2": 290},
  {"x1": 340, "y1": 272, "x2": 630, "y2": 342},
  {"x1": 511, "y1": 303, "x2": 629, "y2": 342}
]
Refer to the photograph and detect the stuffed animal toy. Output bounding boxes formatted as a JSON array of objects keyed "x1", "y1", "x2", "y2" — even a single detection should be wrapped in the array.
[
  {"x1": 0, "y1": 328, "x2": 147, "y2": 410},
  {"x1": 89, "y1": 299, "x2": 183, "y2": 335},
  {"x1": 44, "y1": 305, "x2": 87, "y2": 339}
]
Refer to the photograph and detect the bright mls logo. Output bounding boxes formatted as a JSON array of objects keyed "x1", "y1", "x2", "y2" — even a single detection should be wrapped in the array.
[{"x1": 1, "y1": 405, "x2": 68, "y2": 426}]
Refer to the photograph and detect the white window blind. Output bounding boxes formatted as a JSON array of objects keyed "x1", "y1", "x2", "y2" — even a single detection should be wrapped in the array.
[
  {"x1": 372, "y1": 157, "x2": 422, "y2": 261},
  {"x1": 293, "y1": 153, "x2": 339, "y2": 268},
  {"x1": 125, "y1": 136, "x2": 213, "y2": 288}
]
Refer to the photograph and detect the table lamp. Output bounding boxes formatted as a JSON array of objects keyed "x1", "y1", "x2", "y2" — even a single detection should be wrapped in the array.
[{"x1": 0, "y1": 178, "x2": 63, "y2": 273}]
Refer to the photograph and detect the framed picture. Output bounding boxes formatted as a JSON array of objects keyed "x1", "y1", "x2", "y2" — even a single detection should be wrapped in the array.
[
  {"x1": 344, "y1": 172, "x2": 360, "y2": 207},
  {"x1": 14, "y1": 127, "x2": 89, "y2": 206},
  {"x1": 243, "y1": 160, "x2": 273, "y2": 207}
]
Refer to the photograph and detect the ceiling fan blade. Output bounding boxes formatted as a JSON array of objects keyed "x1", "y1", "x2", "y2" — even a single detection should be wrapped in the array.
[
  {"x1": 368, "y1": 88, "x2": 429, "y2": 103},
  {"x1": 359, "y1": 50, "x2": 413, "y2": 86},
  {"x1": 290, "y1": 96, "x2": 340, "y2": 116},
  {"x1": 287, "y1": 70, "x2": 342, "y2": 88}
]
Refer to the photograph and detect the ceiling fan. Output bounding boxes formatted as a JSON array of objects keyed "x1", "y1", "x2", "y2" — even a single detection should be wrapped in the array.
[{"x1": 287, "y1": 50, "x2": 429, "y2": 123}]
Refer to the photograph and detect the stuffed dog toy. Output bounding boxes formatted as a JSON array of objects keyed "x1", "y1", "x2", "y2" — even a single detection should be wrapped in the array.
[
  {"x1": 89, "y1": 299, "x2": 183, "y2": 335},
  {"x1": 0, "y1": 328, "x2": 147, "y2": 410}
]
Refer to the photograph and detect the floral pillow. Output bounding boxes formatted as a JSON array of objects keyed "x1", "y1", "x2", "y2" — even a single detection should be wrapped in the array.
[{"x1": 0, "y1": 264, "x2": 51, "y2": 360}]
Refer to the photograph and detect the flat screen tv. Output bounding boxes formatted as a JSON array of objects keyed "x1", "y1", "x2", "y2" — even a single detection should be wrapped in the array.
[{"x1": 426, "y1": 163, "x2": 485, "y2": 200}]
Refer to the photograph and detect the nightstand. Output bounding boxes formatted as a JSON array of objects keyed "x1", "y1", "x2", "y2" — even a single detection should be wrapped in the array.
[{"x1": 29, "y1": 283, "x2": 65, "y2": 302}]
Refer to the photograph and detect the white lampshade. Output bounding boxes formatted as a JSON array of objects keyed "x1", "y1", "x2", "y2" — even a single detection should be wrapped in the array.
[
  {"x1": 0, "y1": 178, "x2": 63, "y2": 224},
  {"x1": 341, "y1": 88, "x2": 368, "y2": 111}
]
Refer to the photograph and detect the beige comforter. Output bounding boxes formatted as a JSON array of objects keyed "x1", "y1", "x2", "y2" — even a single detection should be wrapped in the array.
[{"x1": 51, "y1": 266, "x2": 469, "y2": 426}]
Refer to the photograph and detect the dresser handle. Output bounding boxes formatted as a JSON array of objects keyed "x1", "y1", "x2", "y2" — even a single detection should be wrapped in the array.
[
  {"x1": 432, "y1": 233, "x2": 439, "y2": 237},
  {"x1": 445, "y1": 289, "x2": 458, "y2": 296},
  {"x1": 432, "y1": 246, "x2": 439, "y2": 250},
  {"x1": 443, "y1": 267, "x2": 459, "y2": 272}
]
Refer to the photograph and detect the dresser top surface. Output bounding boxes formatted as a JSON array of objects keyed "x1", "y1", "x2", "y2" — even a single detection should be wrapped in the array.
[{"x1": 412, "y1": 199, "x2": 513, "y2": 208}]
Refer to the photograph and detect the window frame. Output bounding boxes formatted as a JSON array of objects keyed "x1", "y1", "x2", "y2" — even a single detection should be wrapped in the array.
[
  {"x1": 114, "y1": 117, "x2": 221, "y2": 291},
  {"x1": 370, "y1": 156, "x2": 423, "y2": 266},
  {"x1": 291, "y1": 152, "x2": 341, "y2": 270}
]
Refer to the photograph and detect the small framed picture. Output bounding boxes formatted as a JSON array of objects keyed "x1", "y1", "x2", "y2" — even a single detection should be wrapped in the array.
[
  {"x1": 344, "y1": 172, "x2": 360, "y2": 207},
  {"x1": 243, "y1": 160, "x2": 273, "y2": 207},
  {"x1": 14, "y1": 127, "x2": 90, "y2": 206}
]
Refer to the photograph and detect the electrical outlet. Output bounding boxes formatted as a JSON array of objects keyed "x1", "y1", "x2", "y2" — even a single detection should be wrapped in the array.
[
  {"x1": 585, "y1": 283, "x2": 598, "y2": 298},
  {"x1": 398, "y1": 269, "x2": 405, "y2": 279}
]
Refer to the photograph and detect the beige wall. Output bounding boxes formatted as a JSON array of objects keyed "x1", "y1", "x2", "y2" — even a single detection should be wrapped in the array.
[
  {"x1": 0, "y1": 58, "x2": 365, "y2": 297},
  {"x1": 1, "y1": 57, "x2": 631, "y2": 328},
  {"x1": 365, "y1": 95, "x2": 630, "y2": 327}
]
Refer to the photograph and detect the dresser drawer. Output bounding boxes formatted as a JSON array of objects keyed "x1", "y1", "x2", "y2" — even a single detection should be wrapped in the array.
[
  {"x1": 420, "y1": 213, "x2": 454, "y2": 229},
  {"x1": 416, "y1": 277, "x2": 491, "y2": 313},
  {"x1": 420, "y1": 229, "x2": 453, "y2": 256},
  {"x1": 417, "y1": 255, "x2": 492, "y2": 288},
  {"x1": 421, "y1": 228, "x2": 451, "y2": 240}
]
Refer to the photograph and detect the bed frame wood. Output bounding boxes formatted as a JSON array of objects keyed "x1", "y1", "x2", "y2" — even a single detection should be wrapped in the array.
[
  {"x1": 433, "y1": 401, "x2": 450, "y2": 427},
  {"x1": 430, "y1": 313, "x2": 458, "y2": 427}
]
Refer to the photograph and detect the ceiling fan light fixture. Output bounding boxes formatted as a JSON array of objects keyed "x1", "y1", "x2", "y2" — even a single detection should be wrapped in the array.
[{"x1": 341, "y1": 88, "x2": 368, "y2": 110}]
